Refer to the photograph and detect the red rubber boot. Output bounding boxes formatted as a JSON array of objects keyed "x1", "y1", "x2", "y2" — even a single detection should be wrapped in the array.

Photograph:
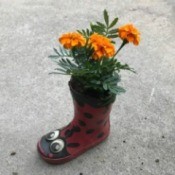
[{"x1": 37, "y1": 81, "x2": 116, "y2": 164}]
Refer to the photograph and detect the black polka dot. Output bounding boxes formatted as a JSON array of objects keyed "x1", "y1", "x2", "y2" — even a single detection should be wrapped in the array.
[
  {"x1": 73, "y1": 126, "x2": 81, "y2": 132},
  {"x1": 78, "y1": 120, "x2": 86, "y2": 127},
  {"x1": 97, "y1": 132, "x2": 104, "y2": 138},
  {"x1": 86, "y1": 129, "x2": 95, "y2": 134},
  {"x1": 65, "y1": 129, "x2": 73, "y2": 137},
  {"x1": 84, "y1": 113, "x2": 93, "y2": 119},
  {"x1": 67, "y1": 143, "x2": 80, "y2": 147}
]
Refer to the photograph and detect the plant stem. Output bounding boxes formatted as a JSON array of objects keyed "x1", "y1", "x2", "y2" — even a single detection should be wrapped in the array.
[{"x1": 114, "y1": 40, "x2": 128, "y2": 57}]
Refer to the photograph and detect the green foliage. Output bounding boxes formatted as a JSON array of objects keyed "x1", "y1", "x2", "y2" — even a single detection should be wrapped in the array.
[
  {"x1": 48, "y1": 47, "x2": 71, "y2": 59},
  {"x1": 77, "y1": 10, "x2": 119, "y2": 40},
  {"x1": 49, "y1": 10, "x2": 135, "y2": 95},
  {"x1": 50, "y1": 47, "x2": 133, "y2": 95},
  {"x1": 89, "y1": 10, "x2": 119, "y2": 39},
  {"x1": 77, "y1": 29, "x2": 93, "y2": 38}
]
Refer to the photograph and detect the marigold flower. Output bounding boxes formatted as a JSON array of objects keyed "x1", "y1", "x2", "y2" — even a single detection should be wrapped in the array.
[
  {"x1": 118, "y1": 24, "x2": 140, "y2": 45},
  {"x1": 59, "y1": 32, "x2": 86, "y2": 49},
  {"x1": 89, "y1": 33, "x2": 115, "y2": 60}
]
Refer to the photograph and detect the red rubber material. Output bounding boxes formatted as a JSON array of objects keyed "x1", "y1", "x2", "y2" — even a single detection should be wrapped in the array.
[
  {"x1": 37, "y1": 82, "x2": 115, "y2": 164},
  {"x1": 37, "y1": 132, "x2": 109, "y2": 164}
]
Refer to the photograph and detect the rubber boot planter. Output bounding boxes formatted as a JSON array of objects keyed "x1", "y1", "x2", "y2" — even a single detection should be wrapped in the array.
[
  {"x1": 37, "y1": 10, "x2": 140, "y2": 164},
  {"x1": 37, "y1": 80, "x2": 116, "y2": 164}
]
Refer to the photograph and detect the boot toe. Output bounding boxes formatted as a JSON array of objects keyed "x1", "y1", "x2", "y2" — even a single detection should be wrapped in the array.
[{"x1": 37, "y1": 131, "x2": 70, "y2": 163}]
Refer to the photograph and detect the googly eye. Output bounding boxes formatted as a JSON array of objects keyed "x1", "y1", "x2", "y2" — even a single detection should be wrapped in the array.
[
  {"x1": 50, "y1": 139, "x2": 65, "y2": 153},
  {"x1": 46, "y1": 130, "x2": 59, "y2": 141}
]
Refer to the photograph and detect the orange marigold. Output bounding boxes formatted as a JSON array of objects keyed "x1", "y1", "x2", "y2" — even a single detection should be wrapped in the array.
[
  {"x1": 59, "y1": 32, "x2": 86, "y2": 49},
  {"x1": 89, "y1": 33, "x2": 115, "y2": 60},
  {"x1": 118, "y1": 24, "x2": 140, "y2": 45}
]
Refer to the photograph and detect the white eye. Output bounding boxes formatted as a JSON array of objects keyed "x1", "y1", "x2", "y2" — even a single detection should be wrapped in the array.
[
  {"x1": 50, "y1": 139, "x2": 65, "y2": 153},
  {"x1": 46, "y1": 130, "x2": 59, "y2": 141}
]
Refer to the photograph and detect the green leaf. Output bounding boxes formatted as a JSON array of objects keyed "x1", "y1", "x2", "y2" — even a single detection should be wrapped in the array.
[
  {"x1": 109, "y1": 88, "x2": 117, "y2": 94},
  {"x1": 109, "y1": 17, "x2": 118, "y2": 28},
  {"x1": 77, "y1": 30, "x2": 82, "y2": 34},
  {"x1": 54, "y1": 68, "x2": 67, "y2": 72},
  {"x1": 48, "y1": 55, "x2": 60, "y2": 58},
  {"x1": 116, "y1": 86, "x2": 126, "y2": 93},
  {"x1": 77, "y1": 29, "x2": 92, "y2": 38},
  {"x1": 49, "y1": 72, "x2": 67, "y2": 75},
  {"x1": 96, "y1": 22, "x2": 106, "y2": 28},
  {"x1": 86, "y1": 29, "x2": 90, "y2": 36},
  {"x1": 103, "y1": 83, "x2": 108, "y2": 90},
  {"x1": 82, "y1": 29, "x2": 86, "y2": 36},
  {"x1": 91, "y1": 25, "x2": 105, "y2": 33},
  {"x1": 109, "y1": 29, "x2": 118, "y2": 34},
  {"x1": 108, "y1": 34, "x2": 118, "y2": 38},
  {"x1": 109, "y1": 86, "x2": 126, "y2": 95},
  {"x1": 53, "y1": 48, "x2": 60, "y2": 55},
  {"x1": 91, "y1": 80, "x2": 101, "y2": 84},
  {"x1": 103, "y1": 9, "x2": 109, "y2": 26}
]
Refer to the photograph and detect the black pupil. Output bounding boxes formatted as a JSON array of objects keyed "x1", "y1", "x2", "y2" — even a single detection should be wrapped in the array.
[
  {"x1": 47, "y1": 132, "x2": 54, "y2": 139},
  {"x1": 52, "y1": 143, "x2": 60, "y2": 151}
]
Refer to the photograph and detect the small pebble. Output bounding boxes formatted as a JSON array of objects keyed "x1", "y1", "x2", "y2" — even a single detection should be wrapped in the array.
[
  {"x1": 10, "y1": 152, "x2": 16, "y2": 156},
  {"x1": 162, "y1": 135, "x2": 165, "y2": 139},
  {"x1": 141, "y1": 162, "x2": 144, "y2": 165},
  {"x1": 79, "y1": 173, "x2": 83, "y2": 175},
  {"x1": 123, "y1": 140, "x2": 126, "y2": 143},
  {"x1": 155, "y1": 159, "x2": 159, "y2": 163},
  {"x1": 12, "y1": 172, "x2": 18, "y2": 175}
]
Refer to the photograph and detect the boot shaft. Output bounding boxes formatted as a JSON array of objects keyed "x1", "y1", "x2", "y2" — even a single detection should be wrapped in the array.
[
  {"x1": 73, "y1": 100, "x2": 113, "y2": 129},
  {"x1": 69, "y1": 80, "x2": 116, "y2": 129}
]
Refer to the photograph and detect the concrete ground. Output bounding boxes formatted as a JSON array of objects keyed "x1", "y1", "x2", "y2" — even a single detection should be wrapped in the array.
[{"x1": 0, "y1": 0, "x2": 175, "y2": 175}]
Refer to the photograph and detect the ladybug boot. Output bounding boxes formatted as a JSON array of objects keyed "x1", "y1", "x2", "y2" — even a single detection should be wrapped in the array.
[{"x1": 37, "y1": 81, "x2": 116, "y2": 164}]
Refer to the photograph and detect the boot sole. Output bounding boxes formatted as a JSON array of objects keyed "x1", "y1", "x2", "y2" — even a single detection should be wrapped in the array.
[{"x1": 37, "y1": 133, "x2": 109, "y2": 164}]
